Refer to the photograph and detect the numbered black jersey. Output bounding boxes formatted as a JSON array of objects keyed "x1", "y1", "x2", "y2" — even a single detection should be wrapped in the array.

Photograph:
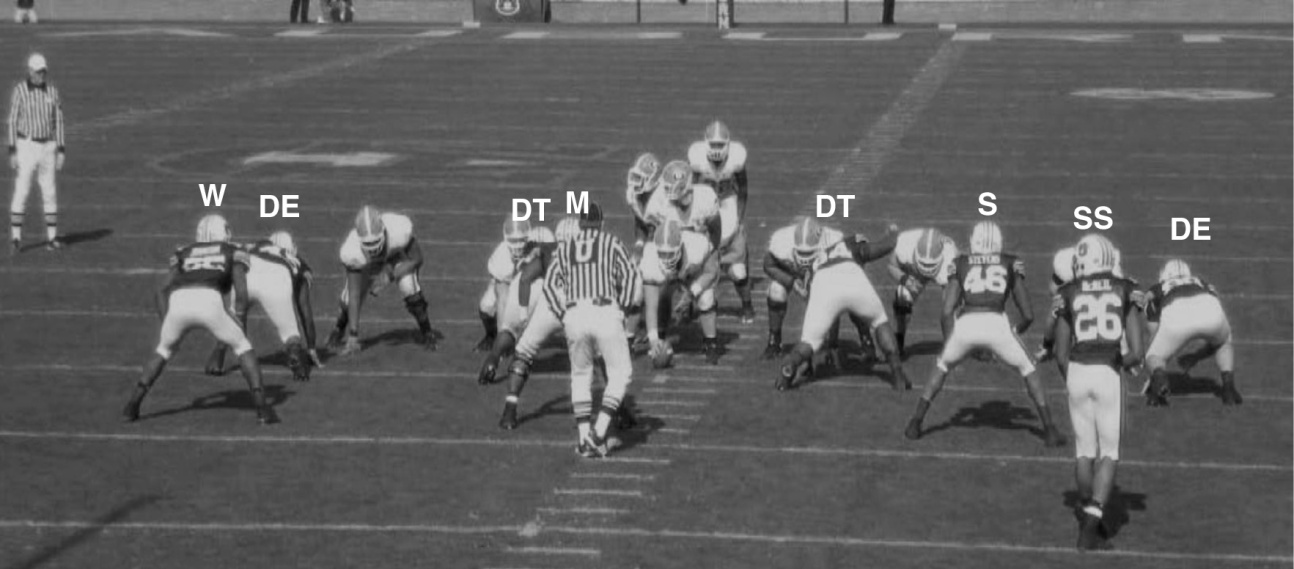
[
  {"x1": 169, "y1": 242, "x2": 250, "y2": 293},
  {"x1": 950, "y1": 253, "x2": 1024, "y2": 313},
  {"x1": 1145, "y1": 276, "x2": 1216, "y2": 323},
  {"x1": 1056, "y1": 275, "x2": 1137, "y2": 368}
]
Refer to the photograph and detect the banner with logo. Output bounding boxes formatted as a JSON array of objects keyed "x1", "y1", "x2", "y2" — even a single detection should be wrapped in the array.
[{"x1": 473, "y1": 0, "x2": 549, "y2": 23}]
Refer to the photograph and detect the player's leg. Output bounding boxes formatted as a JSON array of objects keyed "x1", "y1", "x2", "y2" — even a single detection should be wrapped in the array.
[
  {"x1": 695, "y1": 287, "x2": 720, "y2": 364},
  {"x1": 398, "y1": 273, "x2": 435, "y2": 350},
  {"x1": 1080, "y1": 364, "x2": 1122, "y2": 550},
  {"x1": 206, "y1": 293, "x2": 278, "y2": 424},
  {"x1": 1143, "y1": 306, "x2": 1187, "y2": 407},
  {"x1": 888, "y1": 258, "x2": 919, "y2": 357},
  {"x1": 778, "y1": 266, "x2": 841, "y2": 390},
  {"x1": 261, "y1": 280, "x2": 311, "y2": 382},
  {"x1": 326, "y1": 271, "x2": 370, "y2": 348},
  {"x1": 591, "y1": 308, "x2": 632, "y2": 447},
  {"x1": 725, "y1": 225, "x2": 755, "y2": 323},
  {"x1": 36, "y1": 141, "x2": 58, "y2": 246},
  {"x1": 124, "y1": 291, "x2": 191, "y2": 422},
  {"x1": 1188, "y1": 299, "x2": 1240, "y2": 405},
  {"x1": 624, "y1": 273, "x2": 646, "y2": 351},
  {"x1": 565, "y1": 315, "x2": 599, "y2": 455},
  {"x1": 907, "y1": 315, "x2": 976, "y2": 439},
  {"x1": 844, "y1": 269, "x2": 907, "y2": 390},
  {"x1": 498, "y1": 303, "x2": 562, "y2": 429},
  {"x1": 476, "y1": 284, "x2": 498, "y2": 352},
  {"x1": 991, "y1": 315, "x2": 1063, "y2": 445},
  {"x1": 764, "y1": 280, "x2": 789, "y2": 359}
]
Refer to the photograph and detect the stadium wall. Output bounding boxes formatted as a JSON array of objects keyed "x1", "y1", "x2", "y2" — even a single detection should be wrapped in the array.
[{"x1": 27, "y1": 0, "x2": 1293, "y2": 24}]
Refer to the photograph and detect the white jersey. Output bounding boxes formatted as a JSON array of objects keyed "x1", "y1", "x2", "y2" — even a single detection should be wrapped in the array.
[
  {"x1": 640, "y1": 230, "x2": 714, "y2": 286},
  {"x1": 688, "y1": 141, "x2": 747, "y2": 199},
  {"x1": 339, "y1": 213, "x2": 415, "y2": 272},
  {"x1": 767, "y1": 224, "x2": 845, "y2": 277},
  {"x1": 643, "y1": 183, "x2": 720, "y2": 235},
  {"x1": 893, "y1": 229, "x2": 957, "y2": 286}
]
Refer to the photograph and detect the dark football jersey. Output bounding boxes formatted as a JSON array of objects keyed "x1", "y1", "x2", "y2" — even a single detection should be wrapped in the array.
[
  {"x1": 1057, "y1": 274, "x2": 1136, "y2": 368},
  {"x1": 517, "y1": 242, "x2": 559, "y2": 307},
  {"x1": 1145, "y1": 276, "x2": 1216, "y2": 323},
  {"x1": 950, "y1": 253, "x2": 1024, "y2": 313},
  {"x1": 169, "y1": 242, "x2": 249, "y2": 293}
]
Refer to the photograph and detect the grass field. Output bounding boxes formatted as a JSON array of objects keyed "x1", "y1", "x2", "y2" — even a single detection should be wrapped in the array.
[{"x1": 0, "y1": 23, "x2": 1290, "y2": 569}]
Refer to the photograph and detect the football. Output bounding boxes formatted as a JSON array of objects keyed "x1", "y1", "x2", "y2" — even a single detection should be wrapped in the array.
[{"x1": 650, "y1": 342, "x2": 674, "y2": 369}]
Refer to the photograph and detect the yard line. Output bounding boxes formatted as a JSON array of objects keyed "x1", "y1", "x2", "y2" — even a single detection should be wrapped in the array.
[
  {"x1": 670, "y1": 364, "x2": 736, "y2": 372},
  {"x1": 541, "y1": 525, "x2": 1293, "y2": 564},
  {"x1": 535, "y1": 507, "x2": 629, "y2": 515},
  {"x1": 0, "y1": 519, "x2": 521, "y2": 535},
  {"x1": 569, "y1": 473, "x2": 655, "y2": 481},
  {"x1": 1, "y1": 430, "x2": 1279, "y2": 472},
  {"x1": 642, "y1": 388, "x2": 718, "y2": 395},
  {"x1": 503, "y1": 546, "x2": 600, "y2": 557},
  {"x1": 553, "y1": 489, "x2": 644, "y2": 498},
  {"x1": 636, "y1": 400, "x2": 710, "y2": 407},
  {"x1": 655, "y1": 428, "x2": 692, "y2": 435},
  {"x1": 645, "y1": 414, "x2": 702, "y2": 421}
]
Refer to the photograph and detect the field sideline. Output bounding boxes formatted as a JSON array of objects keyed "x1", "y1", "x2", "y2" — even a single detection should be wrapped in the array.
[{"x1": 0, "y1": 23, "x2": 1289, "y2": 569}]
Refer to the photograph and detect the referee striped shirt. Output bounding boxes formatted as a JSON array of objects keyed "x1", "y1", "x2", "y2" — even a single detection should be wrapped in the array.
[
  {"x1": 544, "y1": 228, "x2": 641, "y2": 320},
  {"x1": 7, "y1": 80, "x2": 65, "y2": 151}
]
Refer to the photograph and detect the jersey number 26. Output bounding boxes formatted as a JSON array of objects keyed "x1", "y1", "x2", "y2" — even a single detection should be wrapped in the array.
[{"x1": 1073, "y1": 293, "x2": 1123, "y2": 342}]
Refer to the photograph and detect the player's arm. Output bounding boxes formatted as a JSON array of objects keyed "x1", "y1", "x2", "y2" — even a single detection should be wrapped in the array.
[
  {"x1": 542, "y1": 246, "x2": 568, "y2": 321},
  {"x1": 704, "y1": 215, "x2": 722, "y2": 255},
  {"x1": 295, "y1": 270, "x2": 318, "y2": 349},
  {"x1": 690, "y1": 248, "x2": 721, "y2": 295},
  {"x1": 734, "y1": 168, "x2": 749, "y2": 219},
  {"x1": 940, "y1": 276, "x2": 961, "y2": 341},
  {"x1": 848, "y1": 224, "x2": 899, "y2": 265},
  {"x1": 345, "y1": 269, "x2": 365, "y2": 337},
  {"x1": 762, "y1": 251, "x2": 797, "y2": 290},
  {"x1": 1053, "y1": 313, "x2": 1073, "y2": 381},
  {"x1": 391, "y1": 238, "x2": 423, "y2": 279},
  {"x1": 1122, "y1": 289, "x2": 1145, "y2": 369},
  {"x1": 1011, "y1": 268, "x2": 1034, "y2": 335}
]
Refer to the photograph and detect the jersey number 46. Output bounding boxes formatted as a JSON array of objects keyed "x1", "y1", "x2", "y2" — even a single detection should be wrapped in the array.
[{"x1": 963, "y1": 265, "x2": 1007, "y2": 294}]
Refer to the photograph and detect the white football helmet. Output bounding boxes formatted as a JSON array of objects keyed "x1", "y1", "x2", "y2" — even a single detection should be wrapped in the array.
[
  {"x1": 791, "y1": 217, "x2": 824, "y2": 269},
  {"x1": 913, "y1": 228, "x2": 946, "y2": 279},
  {"x1": 354, "y1": 205, "x2": 386, "y2": 258},
  {"x1": 1159, "y1": 258, "x2": 1192, "y2": 282},
  {"x1": 196, "y1": 214, "x2": 231, "y2": 243},
  {"x1": 660, "y1": 160, "x2": 693, "y2": 206},
  {"x1": 969, "y1": 221, "x2": 1002, "y2": 256},
  {"x1": 1074, "y1": 234, "x2": 1119, "y2": 278},
  {"x1": 503, "y1": 218, "x2": 531, "y2": 260},
  {"x1": 555, "y1": 216, "x2": 581, "y2": 243},
  {"x1": 704, "y1": 120, "x2": 731, "y2": 163},
  {"x1": 655, "y1": 219, "x2": 684, "y2": 274},
  {"x1": 628, "y1": 152, "x2": 662, "y2": 196},
  {"x1": 268, "y1": 230, "x2": 297, "y2": 256}
]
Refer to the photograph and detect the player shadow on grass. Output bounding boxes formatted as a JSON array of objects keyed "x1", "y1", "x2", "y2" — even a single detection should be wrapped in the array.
[
  {"x1": 1062, "y1": 487, "x2": 1147, "y2": 538},
  {"x1": 901, "y1": 340, "x2": 943, "y2": 360},
  {"x1": 137, "y1": 384, "x2": 293, "y2": 422},
  {"x1": 14, "y1": 228, "x2": 114, "y2": 253},
  {"x1": 919, "y1": 400, "x2": 1048, "y2": 440},
  {"x1": 1165, "y1": 371, "x2": 1229, "y2": 400},
  {"x1": 8, "y1": 494, "x2": 160, "y2": 569}
]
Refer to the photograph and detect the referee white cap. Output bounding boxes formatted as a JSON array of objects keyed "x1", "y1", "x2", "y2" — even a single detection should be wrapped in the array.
[{"x1": 27, "y1": 53, "x2": 48, "y2": 72}]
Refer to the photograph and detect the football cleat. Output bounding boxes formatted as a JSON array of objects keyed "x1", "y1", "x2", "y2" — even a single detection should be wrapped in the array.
[
  {"x1": 1144, "y1": 374, "x2": 1170, "y2": 407},
  {"x1": 704, "y1": 120, "x2": 731, "y2": 163},
  {"x1": 9, "y1": 239, "x2": 19, "y2": 255},
  {"x1": 196, "y1": 214, "x2": 231, "y2": 243},
  {"x1": 891, "y1": 366, "x2": 912, "y2": 392},
  {"x1": 499, "y1": 401, "x2": 519, "y2": 430},
  {"x1": 576, "y1": 433, "x2": 611, "y2": 459},
  {"x1": 904, "y1": 417, "x2": 923, "y2": 440},
  {"x1": 703, "y1": 339, "x2": 722, "y2": 365},
  {"x1": 1077, "y1": 513, "x2": 1111, "y2": 551},
  {"x1": 45, "y1": 238, "x2": 62, "y2": 251},
  {"x1": 968, "y1": 220, "x2": 1002, "y2": 256},
  {"x1": 325, "y1": 327, "x2": 346, "y2": 351},
  {"x1": 257, "y1": 405, "x2": 280, "y2": 426},
  {"x1": 473, "y1": 334, "x2": 495, "y2": 353},
  {"x1": 616, "y1": 403, "x2": 638, "y2": 431},
  {"x1": 286, "y1": 344, "x2": 311, "y2": 382},
  {"x1": 418, "y1": 331, "x2": 438, "y2": 352},
  {"x1": 761, "y1": 338, "x2": 782, "y2": 360},
  {"x1": 122, "y1": 399, "x2": 141, "y2": 423},
  {"x1": 739, "y1": 304, "x2": 756, "y2": 324},
  {"x1": 1044, "y1": 427, "x2": 1067, "y2": 448},
  {"x1": 478, "y1": 361, "x2": 497, "y2": 386},
  {"x1": 1220, "y1": 382, "x2": 1243, "y2": 406},
  {"x1": 338, "y1": 334, "x2": 362, "y2": 357}
]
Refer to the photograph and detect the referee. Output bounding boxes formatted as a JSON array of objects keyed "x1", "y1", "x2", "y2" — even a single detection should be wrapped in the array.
[
  {"x1": 7, "y1": 53, "x2": 65, "y2": 253},
  {"x1": 543, "y1": 202, "x2": 642, "y2": 458}
]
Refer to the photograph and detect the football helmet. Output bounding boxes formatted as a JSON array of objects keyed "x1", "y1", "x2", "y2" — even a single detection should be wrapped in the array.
[
  {"x1": 555, "y1": 217, "x2": 581, "y2": 242},
  {"x1": 969, "y1": 221, "x2": 1002, "y2": 256},
  {"x1": 268, "y1": 231, "x2": 297, "y2": 256},
  {"x1": 660, "y1": 160, "x2": 693, "y2": 206},
  {"x1": 196, "y1": 214, "x2": 231, "y2": 243},
  {"x1": 1074, "y1": 234, "x2": 1119, "y2": 277},
  {"x1": 913, "y1": 228, "x2": 946, "y2": 279},
  {"x1": 504, "y1": 218, "x2": 531, "y2": 260},
  {"x1": 354, "y1": 205, "x2": 386, "y2": 258},
  {"x1": 704, "y1": 120, "x2": 731, "y2": 163},
  {"x1": 628, "y1": 152, "x2": 662, "y2": 196},
  {"x1": 1159, "y1": 258, "x2": 1192, "y2": 282},
  {"x1": 791, "y1": 217, "x2": 824, "y2": 269},
  {"x1": 655, "y1": 219, "x2": 684, "y2": 274}
]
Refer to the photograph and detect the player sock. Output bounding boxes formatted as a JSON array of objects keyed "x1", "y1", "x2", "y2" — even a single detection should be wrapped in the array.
[
  {"x1": 767, "y1": 299, "x2": 787, "y2": 337},
  {"x1": 912, "y1": 397, "x2": 931, "y2": 422},
  {"x1": 479, "y1": 310, "x2": 497, "y2": 340},
  {"x1": 404, "y1": 293, "x2": 432, "y2": 335},
  {"x1": 895, "y1": 332, "x2": 905, "y2": 355},
  {"x1": 43, "y1": 213, "x2": 56, "y2": 241},
  {"x1": 10, "y1": 212, "x2": 22, "y2": 241}
]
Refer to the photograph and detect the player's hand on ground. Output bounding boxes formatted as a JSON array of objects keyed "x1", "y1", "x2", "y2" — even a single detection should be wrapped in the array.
[{"x1": 339, "y1": 334, "x2": 362, "y2": 357}]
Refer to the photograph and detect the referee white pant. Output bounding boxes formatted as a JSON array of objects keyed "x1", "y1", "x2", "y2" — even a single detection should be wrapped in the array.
[
  {"x1": 564, "y1": 302, "x2": 632, "y2": 420},
  {"x1": 11, "y1": 138, "x2": 58, "y2": 234}
]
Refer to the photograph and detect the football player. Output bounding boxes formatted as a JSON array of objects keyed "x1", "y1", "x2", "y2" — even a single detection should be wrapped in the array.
[
  {"x1": 1052, "y1": 234, "x2": 1144, "y2": 551},
  {"x1": 642, "y1": 218, "x2": 721, "y2": 365},
  {"x1": 205, "y1": 231, "x2": 319, "y2": 382},
  {"x1": 624, "y1": 152, "x2": 662, "y2": 346},
  {"x1": 775, "y1": 217, "x2": 908, "y2": 391},
  {"x1": 1142, "y1": 259, "x2": 1240, "y2": 406},
  {"x1": 476, "y1": 220, "x2": 556, "y2": 384},
  {"x1": 1036, "y1": 244, "x2": 1126, "y2": 362},
  {"x1": 688, "y1": 121, "x2": 755, "y2": 323},
  {"x1": 324, "y1": 205, "x2": 434, "y2": 356},
  {"x1": 122, "y1": 215, "x2": 277, "y2": 425},
  {"x1": 904, "y1": 221, "x2": 1064, "y2": 447},
  {"x1": 888, "y1": 227, "x2": 958, "y2": 357},
  {"x1": 475, "y1": 218, "x2": 554, "y2": 353}
]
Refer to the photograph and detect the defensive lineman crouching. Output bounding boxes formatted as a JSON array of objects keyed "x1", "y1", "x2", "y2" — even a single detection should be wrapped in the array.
[
  {"x1": 905, "y1": 221, "x2": 1064, "y2": 447},
  {"x1": 123, "y1": 215, "x2": 277, "y2": 425},
  {"x1": 888, "y1": 227, "x2": 958, "y2": 357},
  {"x1": 641, "y1": 218, "x2": 721, "y2": 366},
  {"x1": 475, "y1": 217, "x2": 555, "y2": 359},
  {"x1": 1052, "y1": 233, "x2": 1144, "y2": 551},
  {"x1": 775, "y1": 218, "x2": 908, "y2": 391},
  {"x1": 325, "y1": 205, "x2": 435, "y2": 356},
  {"x1": 1142, "y1": 259, "x2": 1241, "y2": 406},
  {"x1": 206, "y1": 231, "x2": 319, "y2": 382}
]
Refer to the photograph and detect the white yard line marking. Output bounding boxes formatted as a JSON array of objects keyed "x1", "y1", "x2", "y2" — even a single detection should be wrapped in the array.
[
  {"x1": 0, "y1": 430, "x2": 1281, "y2": 471},
  {"x1": 642, "y1": 388, "x2": 718, "y2": 395},
  {"x1": 504, "y1": 546, "x2": 600, "y2": 557},
  {"x1": 536, "y1": 507, "x2": 630, "y2": 515},
  {"x1": 502, "y1": 31, "x2": 548, "y2": 39},
  {"x1": 553, "y1": 489, "x2": 644, "y2": 498},
  {"x1": 0, "y1": 519, "x2": 520, "y2": 534},
  {"x1": 541, "y1": 525, "x2": 1292, "y2": 564},
  {"x1": 637, "y1": 400, "x2": 710, "y2": 408},
  {"x1": 569, "y1": 473, "x2": 656, "y2": 481},
  {"x1": 670, "y1": 364, "x2": 736, "y2": 372},
  {"x1": 1182, "y1": 34, "x2": 1224, "y2": 43},
  {"x1": 952, "y1": 32, "x2": 992, "y2": 41},
  {"x1": 655, "y1": 428, "x2": 692, "y2": 435},
  {"x1": 646, "y1": 414, "x2": 702, "y2": 421}
]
